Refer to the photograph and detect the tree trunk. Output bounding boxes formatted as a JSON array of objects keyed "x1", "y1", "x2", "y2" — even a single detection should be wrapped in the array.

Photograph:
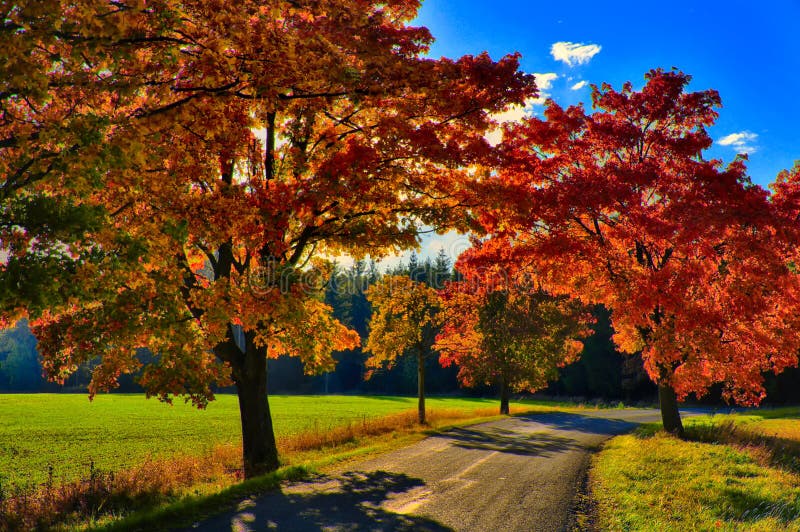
[
  {"x1": 658, "y1": 383, "x2": 684, "y2": 437},
  {"x1": 499, "y1": 375, "x2": 510, "y2": 415},
  {"x1": 417, "y1": 350, "x2": 426, "y2": 425},
  {"x1": 230, "y1": 337, "x2": 280, "y2": 478}
]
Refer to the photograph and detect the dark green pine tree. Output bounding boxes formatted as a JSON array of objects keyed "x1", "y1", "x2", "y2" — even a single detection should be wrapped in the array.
[
  {"x1": 432, "y1": 249, "x2": 452, "y2": 289},
  {"x1": 0, "y1": 319, "x2": 44, "y2": 391}
]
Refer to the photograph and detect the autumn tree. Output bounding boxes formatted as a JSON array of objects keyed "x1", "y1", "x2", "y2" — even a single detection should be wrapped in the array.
[
  {"x1": 365, "y1": 275, "x2": 442, "y2": 424},
  {"x1": 436, "y1": 268, "x2": 590, "y2": 414},
  {"x1": 468, "y1": 69, "x2": 800, "y2": 434},
  {"x1": 9, "y1": 1, "x2": 537, "y2": 476}
]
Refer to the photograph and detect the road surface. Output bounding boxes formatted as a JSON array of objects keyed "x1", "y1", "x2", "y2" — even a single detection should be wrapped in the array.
[{"x1": 183, "y1": 409, "x2": 694, "y2": 532}]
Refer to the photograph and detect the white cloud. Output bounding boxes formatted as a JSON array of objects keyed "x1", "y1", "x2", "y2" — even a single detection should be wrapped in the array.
[
  {"x1": 717, "y1": 131, "x2": 758, "y2": 154},
  {"x1": 535, "y1": 72, "x2": 558, "y2": 91},
  {"x1": 530, "y1": 72, "x2": 558, "y2": 106},
  {"x1": 570, "y1": 80, "x2": 588, "y2": 91},
  {"x1": 551, "y1": 41, "x2": 602, "y2": 67}
]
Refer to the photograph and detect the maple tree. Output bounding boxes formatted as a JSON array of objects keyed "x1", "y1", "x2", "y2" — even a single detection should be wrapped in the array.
[
  {"x1": 365, "y1": 275, "x2": 442, "y2": 424},
  {"x1": 5, "y1": 1, "x2": 537, "y2": 476},
  {"x1": 437, "y1": 271, "x2": 590, "y2": 414},
  {"x1": 467, "y1": 69, "x2": 800, "y2": 435}
]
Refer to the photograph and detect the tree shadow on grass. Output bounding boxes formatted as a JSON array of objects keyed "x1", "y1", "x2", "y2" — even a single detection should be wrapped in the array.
[
  {"x1": 188, "y1": 471, "x2": 452, "y2": 532},
  {"x1": 365, "y1": 395, "x2": 417, "y2": 402},
  {"x1": 686, "y1": 420, "x2": 800, "y2": 476},
  {"x1": 716, "y1": 486, "x2": 800, "y2": 524}
]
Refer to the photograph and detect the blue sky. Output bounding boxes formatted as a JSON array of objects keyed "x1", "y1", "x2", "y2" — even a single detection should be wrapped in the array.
[
  {"x1": 414, "y1": 0, "x2": 800, "y2": 188},
  {"x1": 343, "y1": 1, "x2": 800, "y2": 268}
]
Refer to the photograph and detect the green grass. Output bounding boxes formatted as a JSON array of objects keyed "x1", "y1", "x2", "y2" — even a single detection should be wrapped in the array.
[
  {"x1": 590, "y1": 409, "x2": 800, "y2": 531},
  {"x1": 0, "y1": 393, "x2": 563, "y2": 489}
]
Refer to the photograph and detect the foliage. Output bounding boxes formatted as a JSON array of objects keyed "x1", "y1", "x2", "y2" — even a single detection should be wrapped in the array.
[
  {"x1": 466, "y1": 69, "x2": 800, "y2": 407},
  {"x1": 436, "y1": 274, "x2": 591, "y2": 399},
  {"x1": 0, "y1": 0, "x2": 179, "y2": 323},
  {"x1": 320, "y1": 255, "x2": 459, "y2": 395},
  {"x1": 13, "y1": 0, "x2": 536, "y2": 401},
  {"x1": 364, "y1": 275, "x2": 442, "y2": 375},
  {"x1": 364, "y1": 274, "x2": 444, "y2": 423}
]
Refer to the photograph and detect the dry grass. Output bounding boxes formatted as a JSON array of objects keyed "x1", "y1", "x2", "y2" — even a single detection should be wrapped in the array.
[
  {"x1": 0, "y1": 445, "x2": 245, "y2": 531},
  {"x1": 0, "y1": 406, "x2": 525, "y2": 531},
  {"x1": 279, "y1": 406, "x2": 524, "y2": 453}
]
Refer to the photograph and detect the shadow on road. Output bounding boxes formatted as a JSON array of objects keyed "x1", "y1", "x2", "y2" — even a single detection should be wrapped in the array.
[
  {"x1": 200, "y1": 471, "x2": 452, "y2": 532},
  {"x1": 523, "y1": 412, "x2": 640, "y2": 436},
  {"x1": 434, "y1": 412, "x2": 646, "y2": 457},
  {"x1": 440, "y1": 425, "x2": 580, "y2": 456}
]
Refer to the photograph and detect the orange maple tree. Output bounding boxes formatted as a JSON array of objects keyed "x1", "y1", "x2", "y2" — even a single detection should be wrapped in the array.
[
  {"x1": 467, "y1": 69, "x2": 800, "y2": 434},
  {"x1": 6, "y1": 0, "x2": 537, "y2": 475},
  {"x1": 436, "y1": 263, "x2": 590, "y2": 415},
  {"x1": 365, "y1": 275, "x2": 442, "y2": 424}
]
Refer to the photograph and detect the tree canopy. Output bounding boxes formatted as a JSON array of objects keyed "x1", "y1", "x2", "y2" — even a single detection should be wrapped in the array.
[
  {"x1": 3, "y1": 0, "x2": 536, "y2": 475},
  {"x1": 5, "y1": 1, "x2": 800, "y2": 465},
  {"x1": 437, "y1": 274, "x2": 591, "y2": 414},
  {"x1": 465, "y1": 69, "x2": 800, "y2": 433},
  {"x1": 365, "y1": 274, "x2": 442, "y2": 423}
]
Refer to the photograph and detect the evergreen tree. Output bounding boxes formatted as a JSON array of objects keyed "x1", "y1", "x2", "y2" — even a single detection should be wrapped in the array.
[
  {"x1": 432, "y1": 249, "x2": 452, "y2": 289},
  {"x1": 0, "y1": 320, "x2": 43, "y2": 391}
]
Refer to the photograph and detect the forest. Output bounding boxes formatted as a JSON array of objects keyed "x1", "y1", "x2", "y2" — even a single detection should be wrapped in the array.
[{"x1": 4, "y1": 251, "x2": 800, "y2": 403}]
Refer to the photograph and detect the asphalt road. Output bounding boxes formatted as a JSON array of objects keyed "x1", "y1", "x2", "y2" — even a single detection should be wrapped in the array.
[{"x1": 182, "y1": 408, "x2": 688, "y2": 532}]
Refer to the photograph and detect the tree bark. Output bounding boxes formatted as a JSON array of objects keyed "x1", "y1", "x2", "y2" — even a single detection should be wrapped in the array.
[
  {"x1": 658, "y1": 383, "x2": 684, "y2": 437},
  {"x1": 417, "y1": 350, "x2": 426, "y2": 425},
  {"x1": 499, "y1": 375, "x2": 510, "y2": 415},
  {"x1": 229, "y1": 336, "x2": 280, "y2": 478}
]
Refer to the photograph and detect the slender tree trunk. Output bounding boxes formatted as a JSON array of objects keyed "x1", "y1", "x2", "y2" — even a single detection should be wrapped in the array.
[
  {"x1": 499, "y1": 375, "x2": 510, "y2": 415},
  {"x1": 658, "y1": 383, "x2": 684, "y2": 437},
  {"x1": 417, "y1": 350, "x2": 426, "y2": 425},
  {"x1": 230, "y1": 337, "x2": 279, "y2": 478}
]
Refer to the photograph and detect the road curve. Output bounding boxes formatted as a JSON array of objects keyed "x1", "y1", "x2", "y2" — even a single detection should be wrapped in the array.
[{"x1": 182, "y1": 409, "x2": 686, "y2": 532}]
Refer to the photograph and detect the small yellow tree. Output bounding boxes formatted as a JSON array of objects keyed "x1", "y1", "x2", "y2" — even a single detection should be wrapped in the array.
[{"x1": 365, "y1": 275, "x2": 442, "y2": 423}]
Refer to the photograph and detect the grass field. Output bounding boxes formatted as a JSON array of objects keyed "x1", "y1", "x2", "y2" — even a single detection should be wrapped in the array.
[
  {"x1": 590, "y1": 408, "x2": 800, "y2": 531},
  {"x1": 0, "y1": 393, "x2": 561, "y2": 489}
]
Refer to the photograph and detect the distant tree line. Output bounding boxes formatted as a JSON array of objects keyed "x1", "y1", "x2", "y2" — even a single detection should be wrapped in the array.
[{"x1": 2, "y1": 253, "x2": 799, "y2": 404}]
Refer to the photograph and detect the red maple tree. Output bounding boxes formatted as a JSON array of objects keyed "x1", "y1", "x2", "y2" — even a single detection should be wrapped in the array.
[{"x1": 466, "y1": 69, "x2": 800, "y2": 434}]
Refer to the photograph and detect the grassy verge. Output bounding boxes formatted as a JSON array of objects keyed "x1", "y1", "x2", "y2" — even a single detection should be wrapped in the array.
[
  {"x1": 590, "y1": 408, "x2": 800, "y2": 531},
  {"x1": 1, "y1": 398, "x2": 574, "y2": 531},
  {"x1": 90, "y1": 406, "x2": 534, "y2": 532}
]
